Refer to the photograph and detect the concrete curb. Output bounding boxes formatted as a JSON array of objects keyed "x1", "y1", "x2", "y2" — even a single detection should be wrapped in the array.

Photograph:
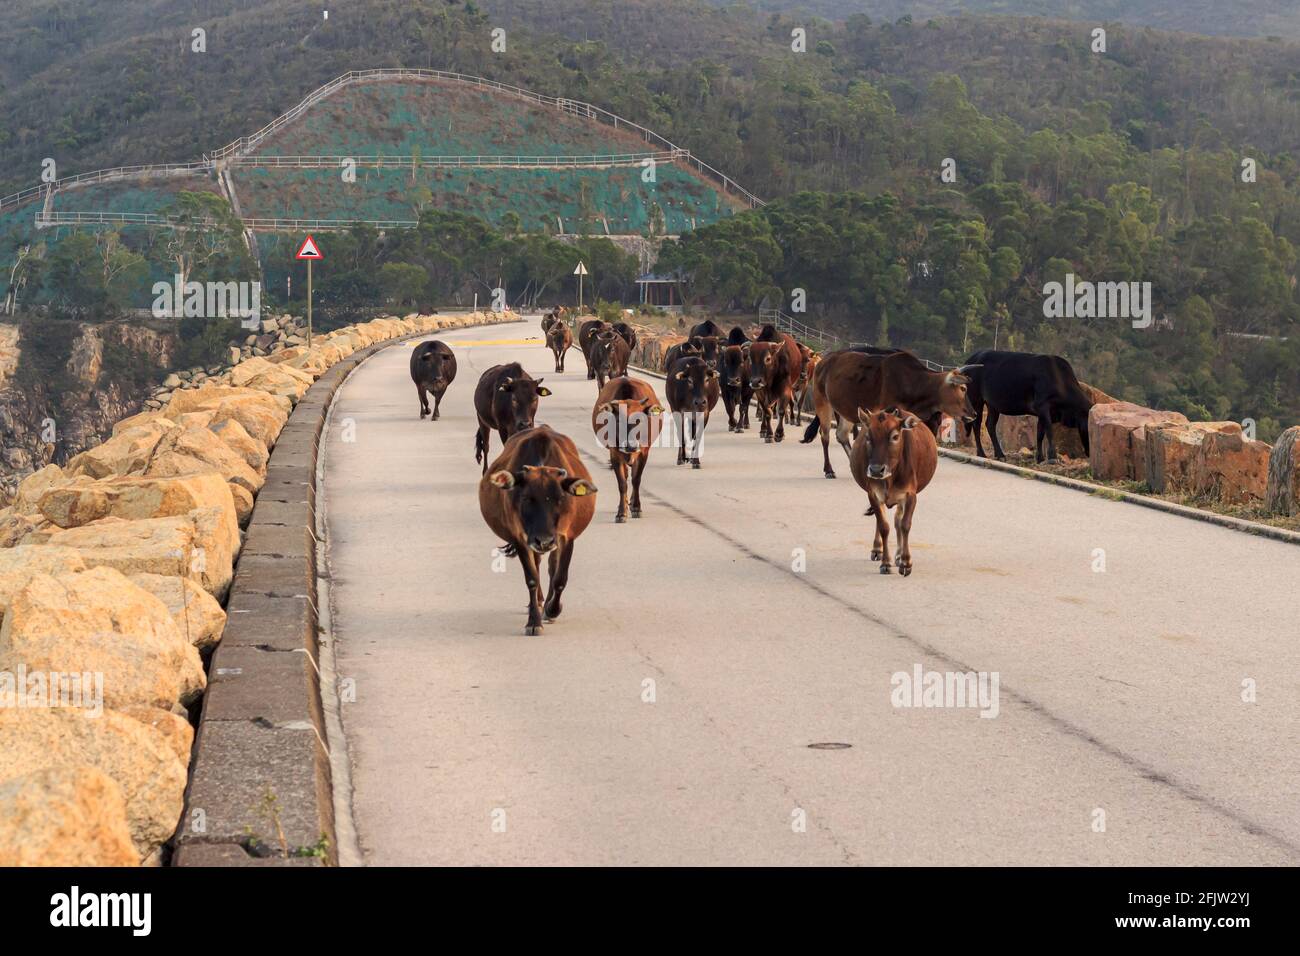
[
  {"x1": 632, "y1": 363, "x2": 1300, "y2": 547},
  {"x1": 937, "y1": 447, "x2": 1300, "y2": 546},
  {"x1": 175, "y1": 317, "x2": 515, "y2": 867}
]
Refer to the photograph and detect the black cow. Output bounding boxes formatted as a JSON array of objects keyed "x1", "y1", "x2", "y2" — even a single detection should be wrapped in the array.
[
  {"x1": 964, "y1": 349, "x2": 1094, "y2": 462},
  {"x1": 473, "y1": 362, "x2": 552, "y2": 474},
  {"x1": 409, "y1": 340, "x2": 458, "y2": 421},
  {"x1": 726, "y1": 326, "x2": 750, "y2": 346},
  {"x1": 578, "y1": 319, "x2": 610, "y2": 380},
  {"x1": 665, "y1": 355, "x2": 720, "y2": 468},
  {"x1": 688, "y1": 319, "x2": 724, "y2": 340},
  {"x1": 719, "y1": 343, "x2": 752, "y2": 432},
  {"x1": 612, "y1": 321, "x2": 638, "y2": 352}
]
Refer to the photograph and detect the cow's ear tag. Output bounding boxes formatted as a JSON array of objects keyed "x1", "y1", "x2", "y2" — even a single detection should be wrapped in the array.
[
  {"x1": 538, "y1": 387, "x2": 552, "y2": 397},
  {"x1": 489, "y1": 471, "x2": 515, "y2": 489},
  {"x1": 649, "y1": 405, "x2": 664, "y2": 416}
]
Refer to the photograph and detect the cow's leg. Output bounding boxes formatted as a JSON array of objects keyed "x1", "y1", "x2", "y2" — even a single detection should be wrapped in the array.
[
  {"x1": 774, "y1": 390, "x2": 789, "y2": 442},
  {"x1": 723, "y1": 389, "x2": 737, "y2": 431},
  {"x1": 543, "y1": 539, "x2": 575, "y2": 622},
  {"x1": 740, "y1": 389, "x2": 751, "y2": 430},
  {"x1": 986, "y1": 409, "x2": 1006, "y2": 460},
  {"x1": 417, "y1": 383, "x2": 430, "y2": 418},
  {"x1": 675, "y1": 412, "x2": 686, "y2": 465},
  {"x1": 692, "y1": 411, "x2": 709, "y2": 468},
  {"x1": 1079, "y1": 422, "x2": 1090, "y2": 457},
  {"x1": 475, "y1": 425, "x2": 490, "y2": 474},
  {"x1": 518, "y1": 547, "x2": 545, "y2": 635},
  {"x1": 613, "y1": 453, "x2": 629, "y2": 523},
  {"x1": 870, "y1": 492, "x2": 892, "y2": 573},
  {"x1": 970, "y1": 402, "x2": 986, "y2": 456},
  {"x1": 1036, "y1": 404, "x2": 1058, "y2": 462},
  {"x1": 834, "y1": 414, "x2": 854, "y2": 460},
  {"x1": 630, "y1": 451, "x2": 647, "y2": 517},
  {"x1": 432, "y1": 386, "x2": 445, "y2": 421},
  {"x1": 895, "y1": 494, "x2": 917, "y2": 577}
]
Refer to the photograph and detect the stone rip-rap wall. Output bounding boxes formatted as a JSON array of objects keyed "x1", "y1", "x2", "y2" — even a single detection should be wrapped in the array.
[
  {"x1": 629, "y1": 329, "x2": 1300, "y2": 515},
  {"x1": 0, "y1": 309, "x2": 518, "y2": 865}
]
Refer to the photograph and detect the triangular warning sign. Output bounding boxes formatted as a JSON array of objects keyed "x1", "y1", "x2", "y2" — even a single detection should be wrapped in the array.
[{"x1": 296, "y1": 235, "x2": 322, "y2": 260}]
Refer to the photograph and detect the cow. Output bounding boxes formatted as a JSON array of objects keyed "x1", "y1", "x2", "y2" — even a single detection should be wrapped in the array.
[
  {"x1": 662, "y1": 338, "x2": 701, "y2": 372},
  {"x1": 578, "y1": 319, "x2": 610, "y2": 380},
  {"x1": 473, "y1": 363, "x2": 551, "y2": 474},
  {"x1": 802, "y1": 350, "x2": 978, "y2": 478},
  {"x1": 592, "y1": 377, "x2": 664, "y2": 522},
  {"x1": 479, "y1": 425, "x2": 597, "y2": 635},
  {"x1": 545, "y1": 321, "x2": 573, "y2": 372},
  {"x1": 541, "y1": 312, "x2": 558, "y2": 334},
  {"x1": 688, "y1": 319, "x2": 724, "y2": 340},
  {"x1": 747, "y1": 334, "x2": 802, "y2": 443},
  {"x1": 612, "y1": 321, "x2": 638, "y2": 352},
  {"x1": 963, "y1": 349, "x2": 1094, "y2": 462},
  {"x1": 589, "y1": 329, "x2": 631, "y2": 389},
  {"x1": 409, "y1": 340, "x2": 458, "y2": 421},
  {"x1": 666, "y1": 355, "x2": 720, "y2": 468},
  {"x1": 849, "y1": 407, "x2": 938, "y2": 577},
  {"x1": 726, "y1": 325, "x2": 749, "y2": 347},
  {"x1": 788, "y1": 343, "x2": 817, "y2": 425},
  {"x1": 665, "y1": 333, "x2": 721, "y2": 372},
  {"x1": 719, "y1": 343, "x2": 753, "y2": 432}
]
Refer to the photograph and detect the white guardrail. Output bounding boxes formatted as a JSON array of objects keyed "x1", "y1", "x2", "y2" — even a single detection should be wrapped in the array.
[{"x1": 760, "y1": 307, "x2": 955, "y2": 370}]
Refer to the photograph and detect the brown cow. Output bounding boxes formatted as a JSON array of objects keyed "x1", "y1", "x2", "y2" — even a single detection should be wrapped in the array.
[
  {"x1": 788, "y1": 344, "x2": 817, "y2": 425},
  {"x1": 747, "y1": 333, "x2": 801, "y2": 443},
  {"x1": 479, "y1": 426, "x2": 597, "y2": 634},
  {"x1": 578, "y1": 319, "x2": 610, "y2": 380},
  {"x1": 803, "y1": 350, "x2": 978, "y2": 478},
  {"x1": 592, "y1": 377, "x2": 664, "y2": 522},
  {"x1": 473, "y1": 362, "x2": 552, "y2": 474},
  {"x1": 589, "y1": 329, "x2": 631, "y2": 388},
  {"x1": 541, "y1": 312, "x2": 558, "y2": 334},
  {"x1": 666, "y1": 354, "x2": 720, "y2": 467},
  {"x1": 546, "y1": 321, "x2": 573, "y2": 372},
  {"x1": 849, "y1": 407, "x2": 938, "y2": 577}
]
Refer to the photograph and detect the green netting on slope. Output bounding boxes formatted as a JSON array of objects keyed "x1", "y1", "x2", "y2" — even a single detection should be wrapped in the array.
[
  {"x1": 50, "y1": 180, "x2": 220, "y2": 213},
  {"x1": 255, "y1": 81, "x2": 664, "y2": 158},
  {"x1": 233, "y1": 164, "x2": 734, "y2": 234}
]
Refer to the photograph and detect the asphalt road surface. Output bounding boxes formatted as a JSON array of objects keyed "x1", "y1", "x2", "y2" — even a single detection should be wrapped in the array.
[{"x1": 321, "y1": 318, "x2": 1299, "y2": 866}]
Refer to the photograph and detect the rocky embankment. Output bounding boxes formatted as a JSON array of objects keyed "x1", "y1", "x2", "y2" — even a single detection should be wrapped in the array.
[{"x1": 0, "y1": 310, "x2": 517, "y2": 865}]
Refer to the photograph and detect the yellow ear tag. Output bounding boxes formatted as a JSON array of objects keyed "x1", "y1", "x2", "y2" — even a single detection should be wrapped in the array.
[{"x1": 573, "y1": 485, "x2": 588, "y2": 495}]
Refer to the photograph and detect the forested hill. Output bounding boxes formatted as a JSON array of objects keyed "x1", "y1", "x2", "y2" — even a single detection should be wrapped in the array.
[{"x1": 708, "y1": 2, "x2": 1300, "y2": 41}]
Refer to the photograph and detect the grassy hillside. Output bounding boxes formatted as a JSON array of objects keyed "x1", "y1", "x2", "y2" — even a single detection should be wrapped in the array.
[{"x1": 716, "y1": 2, "x2": 1300, "y2": 40}]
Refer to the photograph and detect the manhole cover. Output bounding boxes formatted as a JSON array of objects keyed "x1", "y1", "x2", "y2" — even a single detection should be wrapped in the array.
[{"x1": 807, "y1": 742, "x2": 852, "y2": 750}]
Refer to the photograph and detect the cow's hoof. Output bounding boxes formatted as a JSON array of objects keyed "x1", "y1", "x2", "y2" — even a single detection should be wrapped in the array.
[
  {"x1": 879, "y1": 564, "x2": 892, "y2": 575},
  {"x1": 899, "y1": 564, "x2": 913, "y2": 577},
  {"x1": 432, "y1": 412, "x2": 440, "y2": 421},
  {"x1": 995, "y1": 454, "x2": 1007, "y2": 462},
  {"x1": 870, "y1": 549, "x2": 882, "y2": 561},
  {"x1": 499, "y1": 542, "x2": 517, "y2": 557},
  {"x1": 824, "y1": 470, "x2": 836, "y2": 479},
  {"x1": 764, "y1": 436, "x2": 773, "y2": 444},
  {"x1": 525, "y1": 625, "x2": 543, "y2": 636},
  {"x1": 544, "y1": 603, "x2": 561, "y2": 621},
  {"x1": 775, "y1": 433, "x2": 785, "y2": 443},
  {"x1": 615, "y1": 514, "x2": 626, "y2": 524},
  {"x1": 691, "y1": 459, "x2": 701, "y2": 469},
  {"x1": 630, "y1": 508, "x2": 642, "y2": 518}
]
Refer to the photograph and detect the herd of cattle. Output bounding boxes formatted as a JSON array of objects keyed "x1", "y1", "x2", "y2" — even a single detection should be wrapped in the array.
[{"x1": 408, "y1": 307, "x2": 1098, "y2": 634}]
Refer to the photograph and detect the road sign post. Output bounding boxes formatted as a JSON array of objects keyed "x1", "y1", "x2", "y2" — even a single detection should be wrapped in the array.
[
  {"x1": 296, "y1": 235, "x2": 323, "y2": 348},
  {"x1": 574, "y1": 260, "x2": 588, "y2": 313}
]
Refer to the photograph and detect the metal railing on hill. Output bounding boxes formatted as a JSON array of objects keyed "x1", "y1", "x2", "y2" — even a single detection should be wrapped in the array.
[
  {"x1": 35, "y1": 210, "x2": 422, "y2": 231},
  {"x1": 203, "y1": 69, "x2": 764, "y2": 208},
  {"x1": 759, "y1": 307, "x2": 957, "y2": 371},
  {"x1": 0, "y1": 163, "x2": 211, "y2": 213},
  {"x1": 228, "y1": 149, "x2": 686, "y2": 170}
]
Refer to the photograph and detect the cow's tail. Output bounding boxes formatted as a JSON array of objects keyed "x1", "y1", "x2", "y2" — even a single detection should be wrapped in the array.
[
  {"x1": 801, "y1": 417, "x2": 820, "y2": 443},
  {"x1": 474, "y1": 428, "x2": 485, "y2": 464}
]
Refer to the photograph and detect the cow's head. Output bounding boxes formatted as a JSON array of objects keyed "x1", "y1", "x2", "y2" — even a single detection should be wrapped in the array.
[
  {"x1": 857, "y1": 407, "x2": 921, "y2": 481},
  {"x1": 689, "y1": 335, "x2": 721, "y2": 370},
  {"x1": 748, "y1": 341, "x2": 782, "y2": 391},
  {"x1": 591, "y1": 331, "x2": 626, "y2": 375},
  {"x1": 418, "y1": 346, "x2": 454, "y2": 388},
  {"x1": 596, "y1": 396, "x2": 664, "y2": 453},
  {"x1": 938, "y1": 365, "x2": 980, "y2": 423},
  {"x1": 672, "y1": 357, "x2": 718, "y2": 413},
  {"x1": 496, "y1": 375, "x2": 551, "y2": 435},
  {"x1": 488, "y1": 465, "x2": 596, "y2": 553},
  {"x1": 546, "y1": 323, "x2": 567, "y2": 348},
  {"x1": 720, "y1": 344, "x2": 749, "y2": 389}
]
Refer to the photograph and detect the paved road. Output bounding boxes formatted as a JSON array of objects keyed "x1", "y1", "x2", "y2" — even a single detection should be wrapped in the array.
[{"x1": 321, "y1": 319, "x2": 1299, "y2": 865}]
